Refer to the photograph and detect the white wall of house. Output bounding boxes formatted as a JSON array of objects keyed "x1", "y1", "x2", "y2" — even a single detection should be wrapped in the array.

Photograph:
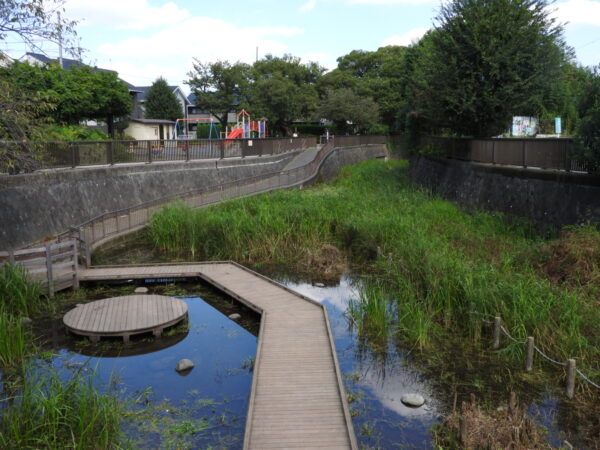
[{"x1": 125, "y1": 122, "x2": 174, "y2": 140}]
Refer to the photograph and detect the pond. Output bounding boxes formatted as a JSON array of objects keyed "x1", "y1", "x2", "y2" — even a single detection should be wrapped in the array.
[{"x1": 28, "y1": 281, "x2": 259, "y2": 449}]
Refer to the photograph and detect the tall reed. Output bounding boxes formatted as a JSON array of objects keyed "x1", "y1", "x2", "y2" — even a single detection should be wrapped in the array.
[
  {"x1": 0, "y1": 263, "x2": 45, "y2": 317},
  {"x1": 147, "y1": 160, "x2": 600, "y2": 379},
  {"x1": 0, "y1": 369, "x2": 123, "y2": 449}
]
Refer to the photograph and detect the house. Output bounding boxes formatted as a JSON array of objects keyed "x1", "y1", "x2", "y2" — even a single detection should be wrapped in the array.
[
  {"x1": 0, "y1": 51, "x2": 14, "y2": 67},
  {"x1": 125, "y1": 118, "x2": 175, "y2": 140},
  {"x1": 130, "y1": 85, "x2": 190, "y2": 121},
  {"x1": 185, "y1": 93, "x2": 237, "y2": 136}
]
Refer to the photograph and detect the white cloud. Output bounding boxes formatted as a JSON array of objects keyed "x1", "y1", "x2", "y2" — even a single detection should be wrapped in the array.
[
  {"x1": 95, "y1": 17, "x2": 303, "y2": 89},
  {"x1": 65, "y1": 0, "x2": 189, "y2": 30},
  {"x1": 553, "y1": 0, "x2": 600, "y2": 26},
  {"x1": 381, "y1": 27, "x2": 428, "y2": 46},
  {"x1": 299, "y1": 0, "x2": 318, "y2": 12}
]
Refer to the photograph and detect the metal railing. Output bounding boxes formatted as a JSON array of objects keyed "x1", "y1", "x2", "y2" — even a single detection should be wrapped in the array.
[
  {"x1": 0, "y1": 137, "x2": 317, "y2": 173},
  {"x1": 53, "y1": 137, "x2": 386, "y2": 267},
  {"x1": 422, "y1": 136, "x2": 593, "y2": 173}
]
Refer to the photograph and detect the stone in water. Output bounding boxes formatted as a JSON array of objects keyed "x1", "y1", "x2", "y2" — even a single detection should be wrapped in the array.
[
  {"x1": 134, "y1": 287, "x2": 149, "y2": 294},
  {"x1": 228, "y1": 313, "x2": 241, "y2": 321},
  {"x1": 401, "y1": 393, "x2": 425, "y2": 407},
  {"x1": 175, "y1": 358, "x2": 194, "y2": 373}
]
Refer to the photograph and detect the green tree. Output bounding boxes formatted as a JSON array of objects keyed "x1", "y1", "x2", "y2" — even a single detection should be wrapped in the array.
[
  {"x1": 0, "y1": 62, "x2": 131, "y2": 136},
  {"x1": 320, "y1": 46, "x2": 408, "y2": 131},
  {"x1": 144, "y1": 77, "x2": 182, "y2": 122},
  {"x1": 413, "y1": 0, "x2": 570, "y2": 137},
  {"x1": 577, "y1": 66, "x2": 600, "y2": 172},
  {"x1": 250, "y1": 54, "x2": 324, "y2": 135},
  {"x1": 316, "y1": 88, "x2": 380, "y2": 134},
  {"x1": 186, "y1": 60, "x2": 250, "y2": 130}
]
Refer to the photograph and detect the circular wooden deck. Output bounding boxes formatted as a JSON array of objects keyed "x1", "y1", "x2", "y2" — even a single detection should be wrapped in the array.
[{"x1": 63, "y1": 294, "x2": 188, "y2": 343}]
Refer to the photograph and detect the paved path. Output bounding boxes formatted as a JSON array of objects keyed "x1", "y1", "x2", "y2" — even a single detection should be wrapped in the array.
[
  {"x1": 283, "y1": 146, "x2": 321, "y2": 171},
  {"x1": 79, "y1": 262, "x2": 357, "y2": 449}
]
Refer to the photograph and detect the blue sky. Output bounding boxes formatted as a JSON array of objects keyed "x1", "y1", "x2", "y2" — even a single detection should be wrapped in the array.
[{"x1": 3, "y1": 0, "x2": 600, "y2": 92}]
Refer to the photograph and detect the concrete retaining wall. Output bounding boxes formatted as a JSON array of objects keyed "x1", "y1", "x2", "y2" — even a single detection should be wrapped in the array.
[
  {"x1": 409, "y1": 155, "x2": 600, "y2": 229},
  {"x1": 0, "y1": 153, "x2": 299, "y2": 250},
  {"x1": 320, "y1": 144, "x2": 387, "y2": 181},
  {"x1": 0, "y1": 144, "x2": 387, "y2": 250}
]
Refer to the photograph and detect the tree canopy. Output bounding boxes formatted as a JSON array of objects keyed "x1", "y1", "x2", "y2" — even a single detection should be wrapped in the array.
[
  {"x1": 144, "y1": 78, "x2": 182, "y2": 122},
  {"x1": 249, "y1": 54, "x2": 324, "y2": 135},
  {"x1": 406, "y1": 0, "x2": 571, "y2": 138},
  {"x1": 316, "y1": 88, "x2": 380, "y2": 134},
  {"x1": 186, "y1": 60, "x2": 250, "y2": 129}
]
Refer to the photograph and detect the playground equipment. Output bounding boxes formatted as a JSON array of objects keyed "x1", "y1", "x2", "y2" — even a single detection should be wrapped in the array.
[
  {"x1": 174, "y1": 118, "x2": 220, "y2": 140},
  {"x1": 224, "y1": 109, "x2": 267, "y2": 139}
]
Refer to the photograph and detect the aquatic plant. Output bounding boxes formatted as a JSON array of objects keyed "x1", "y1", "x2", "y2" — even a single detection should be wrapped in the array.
[
  {"x1": 0, "y1": 263, "x2": 45, "y2": 317},
  {"x1": 0, "y1": 310, "x2": 28, "y2": 368},
  {"x1": 147, "y1": 160, "x2": 600, "y2": 382},
  {"x1": 0, "y1": 369, "x2": 123, "y2": 449}
]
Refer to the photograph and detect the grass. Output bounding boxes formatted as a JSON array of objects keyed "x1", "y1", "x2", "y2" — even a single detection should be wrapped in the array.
[
  {"x1": 0, "y1": 311, "x2": 29, "y2": 369},
  {"x1": 0, "y1": 369, "x2": 123, "y2": 449},
  {"x1": 147, "y1": 159, "x2": 600, "y2": 385},
  {"x1": 0, "y1": 263, "x2": 45, "y2": 317}
]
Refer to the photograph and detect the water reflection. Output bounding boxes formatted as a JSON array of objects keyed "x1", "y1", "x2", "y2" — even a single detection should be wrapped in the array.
[
  {"x1": 279, "y1": 275, "x2": 441, "y2": 448},
  {"x1": 33, "y1": 287, "x2": 259, "y2": 449}
]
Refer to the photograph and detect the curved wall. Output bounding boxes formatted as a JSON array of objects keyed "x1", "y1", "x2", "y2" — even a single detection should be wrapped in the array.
[{"x1": 0, "y1": 153, "x2": 299, "y2": 250}]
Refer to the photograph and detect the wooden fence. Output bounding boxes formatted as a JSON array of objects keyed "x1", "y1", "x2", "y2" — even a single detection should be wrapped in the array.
[{"x1": 0, "y1": 240, "x2": 79, "y2": 297}]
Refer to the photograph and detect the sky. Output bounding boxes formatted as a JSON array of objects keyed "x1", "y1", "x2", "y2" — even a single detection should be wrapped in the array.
[{"x1": 3, "y1": 0, "x2": 600, "y2": 94}]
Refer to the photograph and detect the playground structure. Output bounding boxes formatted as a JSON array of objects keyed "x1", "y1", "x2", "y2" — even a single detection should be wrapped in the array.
[
  {"x1": 174, "y1": 118, "x2": 220, "y2": 140},
  {"x1": 224, "y1": 110, "x2": 268, "y2": 140}
]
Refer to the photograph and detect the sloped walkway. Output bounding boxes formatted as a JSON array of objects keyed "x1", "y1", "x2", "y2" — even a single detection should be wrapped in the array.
[{"x1": 79, "y1": 262, "x2": 357, "y2": 449}]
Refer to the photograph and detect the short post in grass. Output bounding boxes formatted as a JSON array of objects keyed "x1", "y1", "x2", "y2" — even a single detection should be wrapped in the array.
[
  {"x1": 566, "y1": 359, "x2": 576, "y2": 399},
  {"x1": 45, "y1": 243, "x2": 54, "y2": 298},
  {"x1": 459, "y1": 401, "x2": 468, "y2": 444},
  {"x1": 525, "y1": 337, "x2": 534, "y2": 371},
  {"x1": 492, "y1": 316, "x2": 501, "y2": 350}
]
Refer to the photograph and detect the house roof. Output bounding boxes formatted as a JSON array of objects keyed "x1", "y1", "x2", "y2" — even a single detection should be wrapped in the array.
[
  {"x1": 24, "y1": 52, "x2": 117, "y2": 73},
  {"x1": 130, "y1": 118, "x2": 175, "y2": 125}
]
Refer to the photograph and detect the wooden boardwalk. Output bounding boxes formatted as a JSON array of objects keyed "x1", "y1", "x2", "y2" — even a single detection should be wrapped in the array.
[
  {"x1": 79, "y1": 262, "x2": 357, "y2": 449},
  {"x1": 63, "y1": 295, "x2": 188, "y2": 343}
]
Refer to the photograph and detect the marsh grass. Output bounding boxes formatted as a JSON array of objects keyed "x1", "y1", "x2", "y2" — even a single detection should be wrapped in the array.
[
  {"x1": 148, "y1": 160, "x2": 600, "y2": 381},
  {"x1": 0, "y1": 263, "x2": 45, "y2": 317},
  {"x1": 0, "y1": 311, "x2": 29, "y2": 369},
  {"x1": 0, "y1": 369, "x2": 123, "y2": 449}
]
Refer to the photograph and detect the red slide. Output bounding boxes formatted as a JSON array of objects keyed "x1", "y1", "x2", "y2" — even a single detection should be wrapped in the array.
[{"x1": 227, "y1": 128, "x2": 243, "y2": 139}]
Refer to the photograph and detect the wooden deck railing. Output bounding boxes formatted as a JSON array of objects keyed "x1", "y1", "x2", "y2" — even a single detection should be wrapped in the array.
[{"x1": 0, "y1": 240, "x2": 79, "y2": 297}]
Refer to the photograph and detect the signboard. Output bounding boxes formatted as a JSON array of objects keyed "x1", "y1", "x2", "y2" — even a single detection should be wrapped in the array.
[{"x1": 512, "y1": 116, "x2": 538, "y2": 136}]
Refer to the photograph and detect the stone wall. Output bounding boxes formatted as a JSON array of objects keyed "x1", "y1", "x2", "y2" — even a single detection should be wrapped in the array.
[
  {"x1": 409, "y1": 155, "x2": 600, "y2": 229},
  {"x1": 319, "y1": 144, "x2": 387, "y2": 181}
]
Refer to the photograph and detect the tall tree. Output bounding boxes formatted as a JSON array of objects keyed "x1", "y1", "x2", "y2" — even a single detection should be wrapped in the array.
[
  {"x1": 144, "y1": 77, "x2": 182, "y2": 122},
  {"x1": 186, "y1": 60, "x2": 250, "y2": 130},
  {"x1": 413, "y1": 0, "x2": 570, "y2": 137},
  {"x1": 250, "y1": 54, "x2": 324, "y2": 135},
  {"x1": 577, "y1": 66, "x2": 600, "y2": 172},
  {"x1": 319, "y1": 46, "x2": 408, "y2": 131},
  {"x1": 316, "y1": 88, "x2": 380, "y2": 134}
]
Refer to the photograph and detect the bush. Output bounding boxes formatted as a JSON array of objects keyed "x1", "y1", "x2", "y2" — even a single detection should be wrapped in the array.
[{"x1": 43, "y1": 124, "x2": 109, "y2": 141}]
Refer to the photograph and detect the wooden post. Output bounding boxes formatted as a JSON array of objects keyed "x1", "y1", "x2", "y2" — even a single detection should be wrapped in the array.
[
  {"x1": 525, "y1": 336, "x2": 534, "y2": 371},
  {"x1": 566, "y1": 359, "x2": 576, "y2": 399},
  {"x1": 45, "y1": 244, "x2": 54, "y2": 298},
  {"x1": 508, "y1": 391, "x2": 517, "y2": 416},
  {"x1": 493, "y1": 316, "x2": 501, "y2": 350},
  {"x1": 459, "y1": 401, "x2": 468, "y2": 445},
  {"x1": 72, "y1": 241, "x2": 79, "y2": 290},
  {"x1": 8, "y1": 250, "x2": 15, "y2": 265}
]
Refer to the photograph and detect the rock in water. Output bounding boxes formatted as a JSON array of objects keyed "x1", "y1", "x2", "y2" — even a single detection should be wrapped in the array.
[
  {"x1": 228, "y1": 313, "x2": 241, "y2": 321},
  {"x1": 175, "y1": 359, "x2": 194, "y2": 374},
  {"x1": 134, "y1": 287, "x2": 149, "y2": 294},
  {"x1": 401, "y1": 394, "x2": 425, "y2": 407}
]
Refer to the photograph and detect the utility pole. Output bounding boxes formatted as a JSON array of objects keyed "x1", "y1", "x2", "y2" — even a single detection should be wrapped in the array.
[
  {"x1": 256, "y1": 46, "x2": 258, "y2": 62},
  {"x1": 58, "y1": 12, "x2": 63, "y2": 68}
]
